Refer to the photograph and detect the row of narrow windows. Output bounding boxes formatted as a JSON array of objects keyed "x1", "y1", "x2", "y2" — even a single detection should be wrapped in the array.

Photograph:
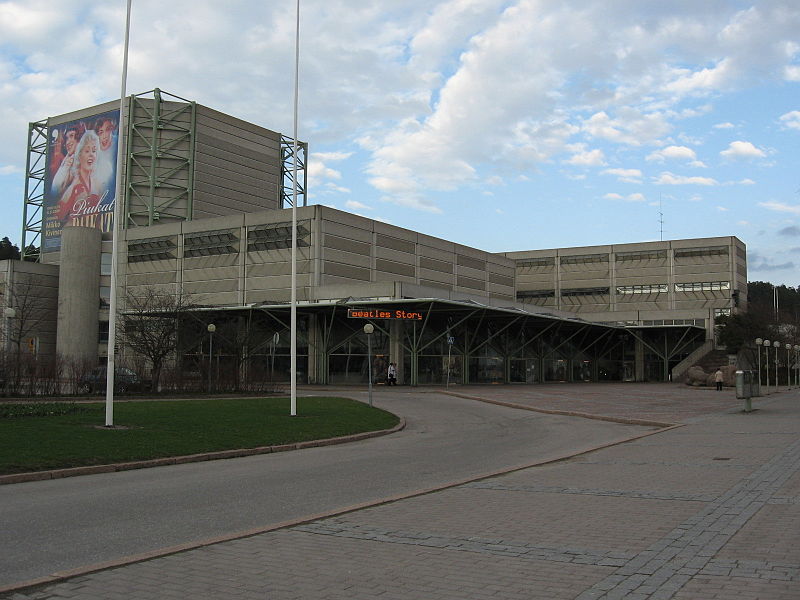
[
  {"x1": 517, "y1": 281, "x2": 732, "y2": 299},
  {"x1": 517, "y1": 245, "x2": 735, "y2": 268}
]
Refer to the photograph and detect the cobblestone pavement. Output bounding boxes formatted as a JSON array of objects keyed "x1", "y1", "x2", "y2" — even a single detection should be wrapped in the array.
[{"x1": 3, "y1": 384, "x2": 799, "y2": 599}]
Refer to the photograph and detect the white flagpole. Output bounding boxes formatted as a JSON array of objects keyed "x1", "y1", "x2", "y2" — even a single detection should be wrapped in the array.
[
  {"x1": 105, "y1": 0, "x2": 132, "y2": 427},
  {"x1": 290, "y1": 0, "x2": 300, "y2": 416}
]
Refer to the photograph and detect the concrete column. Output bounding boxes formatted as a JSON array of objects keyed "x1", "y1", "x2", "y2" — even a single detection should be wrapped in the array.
[
  {"x1": 307, "y1": 313, "x2": 321, "y2": 384},
  {"x1": 57, "y1": 226, "x2": 101, "y2": 369},
  {"x1": 635, "y1": 337, "x2": 645, "y2": 382},
  {"x1": 390, "y1": 319, "x2": 405, "y2": 384}
]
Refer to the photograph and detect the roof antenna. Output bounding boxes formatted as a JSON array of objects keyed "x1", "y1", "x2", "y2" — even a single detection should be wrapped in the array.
[{"x1": 658, "y1": 194, "x2": 664, "y2": 241}]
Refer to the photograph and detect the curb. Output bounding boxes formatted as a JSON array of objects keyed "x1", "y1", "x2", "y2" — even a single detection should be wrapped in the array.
[
  {"x1": 0, "y1": 418, "x2": 406, "y2": 486},
  {"x1": 441, "y1": 390, "x2": 678, "y2": 428}
]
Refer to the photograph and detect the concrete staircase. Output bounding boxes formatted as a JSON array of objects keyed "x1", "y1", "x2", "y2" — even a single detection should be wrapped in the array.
[{"x1": 673, "y1": 346, "x2": 732, "y2": 383}]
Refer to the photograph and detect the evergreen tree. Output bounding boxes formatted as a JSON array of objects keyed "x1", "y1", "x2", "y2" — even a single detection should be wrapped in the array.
[{"x1": 0, "y1": 237, "x2": 21, "y2": 260}]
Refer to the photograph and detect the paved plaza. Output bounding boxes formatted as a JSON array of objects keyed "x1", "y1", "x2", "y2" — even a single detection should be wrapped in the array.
[{"x1": 2, "y1": 383, "x2": 799, "y2": 599}]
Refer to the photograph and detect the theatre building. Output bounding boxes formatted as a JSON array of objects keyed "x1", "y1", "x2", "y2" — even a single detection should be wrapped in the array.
[{"x1": 3, "y1": 90, "x2": 746, "y2": 388}]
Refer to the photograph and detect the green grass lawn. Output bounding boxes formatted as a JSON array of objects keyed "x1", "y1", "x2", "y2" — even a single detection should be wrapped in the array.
[{"x1": 0, "y1": 397, "x2": 399, "y2": 474}]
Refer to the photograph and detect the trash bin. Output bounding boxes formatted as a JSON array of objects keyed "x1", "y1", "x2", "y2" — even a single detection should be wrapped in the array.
[{"x1": 736, "y1": 370, "x2": 754, "y2": 412}]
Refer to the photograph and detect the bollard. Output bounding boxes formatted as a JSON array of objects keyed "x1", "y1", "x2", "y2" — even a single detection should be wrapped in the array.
[{"x1": 735, "y1": 370, "x2": 752, "y2": 412}]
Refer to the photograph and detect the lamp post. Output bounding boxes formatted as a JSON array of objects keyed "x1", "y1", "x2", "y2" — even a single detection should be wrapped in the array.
[
  {"x1": 795, "y1": 345, "x2": 800, "y2": 388},
  {"x1": 794, "y1": 344, "x2": 800, "y2": 387},
  {"x1": 773, "y1": 340, "x2": 781, "y2": 392},
  {"x1": 755, "y1": 338, "x2": 763, "y2": 393},
  {"x1": 786, "y1": 343, "x2": 793, "y2": 390},
  {"x1": 364, "y1": 323, "x2": 374, "y2": 407},
  {"x1": 207, "y1": 324, "x2": 216, "y2": 394},
  {"x1": 764, "y1": 340, "x2": 770, "y2": 394}
]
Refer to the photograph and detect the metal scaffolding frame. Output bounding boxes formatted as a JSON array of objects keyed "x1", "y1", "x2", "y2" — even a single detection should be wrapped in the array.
[
  {"x1": 21, "y1": 120, "x2": 48, "y2": 261},
  {"x1": 125, "y1": 88, "x2": 197, "y2": 227},
  {"x1": 280, "y1": 135, "x2": 307, "y2": 208}
]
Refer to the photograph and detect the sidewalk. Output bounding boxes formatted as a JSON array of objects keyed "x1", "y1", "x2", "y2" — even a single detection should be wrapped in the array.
[{"x1": 3, "y1": 384, "x2": 799, "y2": 599}]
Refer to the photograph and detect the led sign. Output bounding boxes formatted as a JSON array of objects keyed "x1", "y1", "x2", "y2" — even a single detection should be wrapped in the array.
[{"x1": 347, "y1": 308, "x2": 424, "y2": 321}]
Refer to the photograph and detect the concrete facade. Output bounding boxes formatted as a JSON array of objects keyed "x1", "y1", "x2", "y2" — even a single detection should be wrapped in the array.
[{"x1": 502, "y1": 236, "x2": 746, "y2": 338}]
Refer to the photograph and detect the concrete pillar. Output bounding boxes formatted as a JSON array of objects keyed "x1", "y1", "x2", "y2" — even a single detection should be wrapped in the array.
[
  {"x1": 57, "y1": 226, "x2": 101, "y2": 369},
  {"x1": 390, "y1": 319, "x2": 405, "y2": 384},
  {"x1": 635, "y1": 337, "x2": 645, "y2": 382}
]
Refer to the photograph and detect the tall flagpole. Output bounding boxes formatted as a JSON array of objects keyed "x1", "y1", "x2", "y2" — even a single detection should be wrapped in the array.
[
  {"x1": 290, "y1": 0, "x2": 300, "y2": 416},
  {"x1": 105, "y1": 0, "x2": 132, "y2": 427}
]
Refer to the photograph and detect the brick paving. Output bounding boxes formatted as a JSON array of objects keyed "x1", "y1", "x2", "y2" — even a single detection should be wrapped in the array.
[{"x1": 3, "y1": 383, "x2": 799, "y2": 599}]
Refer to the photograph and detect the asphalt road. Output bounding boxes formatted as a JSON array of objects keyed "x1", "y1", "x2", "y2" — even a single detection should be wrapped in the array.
[{"x1": 0, "y1": 389, "x2": 650, "y2": 588}]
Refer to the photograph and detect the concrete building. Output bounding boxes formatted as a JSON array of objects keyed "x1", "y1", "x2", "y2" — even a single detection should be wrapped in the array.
[
  {"x1": 5, "y1": 92, "x2": 746, "y2": 389},
  {"x1": 503, "y1": 236, "x2": 747, "y2": 335}
]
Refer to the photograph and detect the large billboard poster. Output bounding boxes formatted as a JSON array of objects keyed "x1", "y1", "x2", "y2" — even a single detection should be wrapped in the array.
[{"x1": 43, "y1": 109, "x2": 120, "y2": 252}]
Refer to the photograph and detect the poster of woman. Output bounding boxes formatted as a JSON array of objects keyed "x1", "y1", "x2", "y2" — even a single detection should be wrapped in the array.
[{"x1": 42, "y1": 109, "x2": 120, "y2": 252}]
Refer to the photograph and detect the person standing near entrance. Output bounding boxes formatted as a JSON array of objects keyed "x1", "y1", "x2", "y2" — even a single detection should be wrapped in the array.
[
  {"x1": 387, "y1": 362, "x2": 397, "y2": 386},
  {"x1": 714, "y1": 368, "x2": 724, "y2": 391}
]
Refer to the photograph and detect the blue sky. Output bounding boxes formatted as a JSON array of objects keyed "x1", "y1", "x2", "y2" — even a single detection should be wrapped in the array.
[{"x1": 0, "y1": 0, "x2": 799, "y2": 283}]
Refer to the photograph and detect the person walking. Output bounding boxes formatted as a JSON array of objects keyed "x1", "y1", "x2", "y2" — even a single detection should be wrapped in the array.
[
  {"x1": 714, "y1": 368, "x2": 724, "y2": 391},
  {"x1": 387, "y1": 362, "x2": 397, "y2": 386}
]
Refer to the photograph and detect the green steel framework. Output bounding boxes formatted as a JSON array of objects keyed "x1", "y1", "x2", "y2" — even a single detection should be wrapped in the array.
[
  {"x1": 124, "y1": 89, "x2": 197, "y2": 227},
  {"x1": 21, "y1": 120, "x2": 48, "y2": 261},
  {"x1": 21, "y1": 89, "x2": 307, "y2": 257}
]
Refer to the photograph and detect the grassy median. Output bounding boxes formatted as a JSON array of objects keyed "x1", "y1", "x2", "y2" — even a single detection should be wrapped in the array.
[{"x1": 0, "y1": 397, "x2": 399, "y2": 475}]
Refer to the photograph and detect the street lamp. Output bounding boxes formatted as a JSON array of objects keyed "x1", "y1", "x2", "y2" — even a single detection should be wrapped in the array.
[
  {"x1": 795, "y1": 345, "x2": 800, "y2": 388},
  {"x1": 207, "y1": 324, "x2": 216, "y2": 393},
  {"x1": 786, "y1": 343, "x2": 792, "y2": 390},
  {"x1": 764, "y1": 340, "x2": 770, "y2": 394},
  {"x1": 755, "y1": 338, "x2": 763, "y2": 391},
  {"x1": 364, "y1": 323, "x2": 374, "y2": 407},
  {"x1": 773, "y1": 340, "x2": 781, "y2": 392}
]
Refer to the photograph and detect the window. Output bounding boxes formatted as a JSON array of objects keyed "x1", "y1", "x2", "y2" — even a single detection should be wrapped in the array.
[
  {"x1": 183, "y1": 229, "x2": 239, "y2": 258},
  {"x1": 100, "y1": 286, "x2": 110, "y2": 307},
  {"x1": 675, "y1": 281, "x2": 730, "y2": 292},
  {"x1": 615, "y1": 250, "x2": 667, "y2": 261},
  {"x1": 674, "y1": 246, "x2": 729, "y2": 259},
  {"x1": 517, "y1": 257, "x2": 554, "y2": 268},
  {"x1": 517, "y1": 289, "x2": 555, "y2": 299},
  {"x1": 616, "y1": 284, "x2": 668, "y2": 294},
  {"x1": 561, "y1": 287, "x2": 610, "y2": 297},
  {"x1": 101, "y1": 253, "x2": 112, "y2": 275},
  {"x1": 714, "y1": 308, "x2": 732, "y2": 317},
  {"x1": 560, "y1": 253, "x2": 608, "y2": 265}
]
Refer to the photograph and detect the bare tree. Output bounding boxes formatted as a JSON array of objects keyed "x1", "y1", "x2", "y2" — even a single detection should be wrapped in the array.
[
  {"x1": 120, "y1": 288, "x2": 197, "y2": 392},
  {"x1": 4, "y1": 276, "x2": 51, "y2": 393}
]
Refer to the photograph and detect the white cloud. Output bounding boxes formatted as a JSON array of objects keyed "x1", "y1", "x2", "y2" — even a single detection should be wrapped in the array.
[
  {"x1": 314, "y1": 151, "x2": 353, "y2": 162},
  {"x1": 646, "y1": 145, "x2": 706, "y2": 167},
  {"x1": 785, "y1": 65, "x2": 800, "y2": 81},
  {"x1": 345, "y1": 200, "x2": 371, "y2": 211},
  {"x1": 582, "y1": 110, "x2": 670, "y2": 146},
  {"x1": 601, "y1": 168, "x2": 642, "y2": 183},
  {"x1": 716, "y1": 206, "x2": 728, "y2": 211},
  {"x1": 664, "y1": 58, "x2": 733, "y2": 95},
  {"x1": 758, "y1": 201, "x2": 800, "y2": 215},
  {"x1": 646, "y1": 145, "x2": 695, "y2": 161},
  {"x1": 720, "y1": 140, "x2": 766, "y2": 159},
  {"x1": 565, "y1": 148, "x2": 606, "y2": 166},
  {"x1": 654, "y1": 172, "x2": 718, "y2": 186},
  {"x1": 713, "y1": 122, "x2": 735, "y2": 129},
  {"x1": 779, "y1": 110, "x2": 800, "y2": 130},
  {"x1": 0, "y1": 165, "x2": 21, "y2": 176},
  {"x1": 604, "y1": 192, "x2": 645, "y2": 202},
  {"x1": 738, "y1": 178, "x2": 756, "y2": 185}
]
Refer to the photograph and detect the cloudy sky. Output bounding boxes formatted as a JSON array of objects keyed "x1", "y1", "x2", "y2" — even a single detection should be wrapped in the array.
[{"x1": 1, "y1": 0, "x2": 799, "y2": 283}]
